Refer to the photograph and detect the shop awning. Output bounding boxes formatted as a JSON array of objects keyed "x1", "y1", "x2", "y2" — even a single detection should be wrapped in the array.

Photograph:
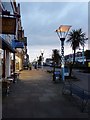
[{"x1": 0, "y1": 36, "x2": 16, "y2": 53}]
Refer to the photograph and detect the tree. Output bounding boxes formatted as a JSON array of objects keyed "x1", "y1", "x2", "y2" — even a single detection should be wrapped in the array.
[
  {"x1": 52, "y1": 49, "x2": 61, "y2": 66},
  {"x1": 38, "y1": 55, "x2": 42, "y2": 66},
  {"x1": 67, "y1": 28, "x2": 87, "y2": 64},
  {"x1": 85, "y1": 50, "x2": 90, "y2": 62},
  {"x1": 84, "y1": 50, "x2": 90, "y2": 72},
  {"x1": 52, "y1": 49, "x2": 61, "y2": 81},
  {"x1": 66, "y1": 28, "x2": 87, "y2": 77}
]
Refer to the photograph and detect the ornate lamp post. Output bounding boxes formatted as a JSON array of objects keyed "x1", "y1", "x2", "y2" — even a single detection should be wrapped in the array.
[{"x1": 55, "y1": 25, "x2": 71, "y2": 81}]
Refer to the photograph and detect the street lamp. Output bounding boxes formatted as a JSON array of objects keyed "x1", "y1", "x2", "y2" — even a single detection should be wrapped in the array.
[{"x1": 55, "y1": 25, "x2": 71, "y2": 81}]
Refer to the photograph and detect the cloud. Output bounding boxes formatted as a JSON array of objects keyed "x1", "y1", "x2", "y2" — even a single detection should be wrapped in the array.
[
  {"x1": 21, "y1": 2, "x2": 88, "y2": 35},
  {"x1": 16, "y1": 0, "x2": 89, "y2": 2},
  {"x1": 20, "y1": 2, "x2": 88, "y2": 61}
]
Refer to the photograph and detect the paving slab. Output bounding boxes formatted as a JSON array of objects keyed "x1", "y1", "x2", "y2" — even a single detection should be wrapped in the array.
[{"x1": 2, "y1": 69, "x2": 89, "y2": 118}]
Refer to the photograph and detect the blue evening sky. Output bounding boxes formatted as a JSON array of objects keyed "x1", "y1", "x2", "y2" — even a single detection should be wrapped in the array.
[{"x1": 19, "y1": 1, "x2": 88, "y2": 62}]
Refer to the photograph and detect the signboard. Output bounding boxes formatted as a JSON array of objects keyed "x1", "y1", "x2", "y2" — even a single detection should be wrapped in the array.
[
  {"x1": 12, "y1": 39, "x2": 24, "y2": 48},
  {"x1": 19, "y1": 37, "x2": 27, "y2": 46},
  {"x1": 0, "y1": 17, "x2": 16, "y2": 34},
  {"x1": 15, "y1": 42, "x2": 24, "y2": 48}
]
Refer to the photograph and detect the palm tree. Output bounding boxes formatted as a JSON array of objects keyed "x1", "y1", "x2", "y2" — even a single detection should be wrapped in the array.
[
  {"x1": 84, "y1": 50, "x2": 90, "y2": 73},
  {"x1": 67, "y1": 28, "x2": 86, "y2": 64},
  {"x1": 38, "y1": 55, "x2": 42, "y2": 66},
  {"x1": 66, "y1": 28, "x2": 87, "y2": 77},
  {"x1": 52, "y1": 49, "x2": 61, "y2": 66},
  {"x1": 52, "y1": 49, "x2": 61, "y2": 81}
]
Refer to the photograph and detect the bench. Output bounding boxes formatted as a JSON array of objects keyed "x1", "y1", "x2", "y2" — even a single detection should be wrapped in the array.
[{"x1": 62, "y1": 82, "x2": 90, "y2": 112}]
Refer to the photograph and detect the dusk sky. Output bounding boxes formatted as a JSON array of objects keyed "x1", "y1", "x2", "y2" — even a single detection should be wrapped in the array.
[{"x1": 19, "y1": 1, "x2": 88, "y2": 62}]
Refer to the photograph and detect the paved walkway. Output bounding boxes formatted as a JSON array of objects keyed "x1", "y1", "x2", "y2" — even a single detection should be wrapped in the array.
[
  {"x1": 72, "y1": 70, "x2": 89, "y2": 91},
  {"x1": 2, "y1": 69, "x2": 88, "y2": 118}
]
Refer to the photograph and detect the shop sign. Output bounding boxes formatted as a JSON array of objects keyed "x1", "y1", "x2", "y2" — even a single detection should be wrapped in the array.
[
  {"x1": 15, "y1": 42, "x2": 24, "y2": 48},
  {"x1": 12, "y1": 39, "x2": 24, "y2": 48},
  {"x1": 19, "y1": 37, "x2": 27, "y2": 46},
  {"x1": 0, "y1": 17, "x2": 16, "y2": 34}
]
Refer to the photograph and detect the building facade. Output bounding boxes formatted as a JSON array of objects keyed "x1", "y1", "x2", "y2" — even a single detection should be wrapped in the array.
[
  {"x1": 0, "y1": 1, "x2": 16, "y2": 80},
  {"x1": 0, "y1": 0, "x2": 28, "y2": 80},
  {"x1": 65, "y1": 51, "x2": 86, "y2": 63}
]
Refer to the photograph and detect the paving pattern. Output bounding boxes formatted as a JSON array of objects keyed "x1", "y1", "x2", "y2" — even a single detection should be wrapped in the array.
[{"x1": 2, "y1": 69, "x2": 88, "y2": 118}]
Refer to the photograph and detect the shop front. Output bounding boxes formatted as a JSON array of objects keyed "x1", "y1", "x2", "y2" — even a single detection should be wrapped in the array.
[
  {"x1": 12, "y1": 39, "x2": 24, "y2": 72},
  {"x1": 0, "y1": 36, "x2": 16, "y2": 79}
]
